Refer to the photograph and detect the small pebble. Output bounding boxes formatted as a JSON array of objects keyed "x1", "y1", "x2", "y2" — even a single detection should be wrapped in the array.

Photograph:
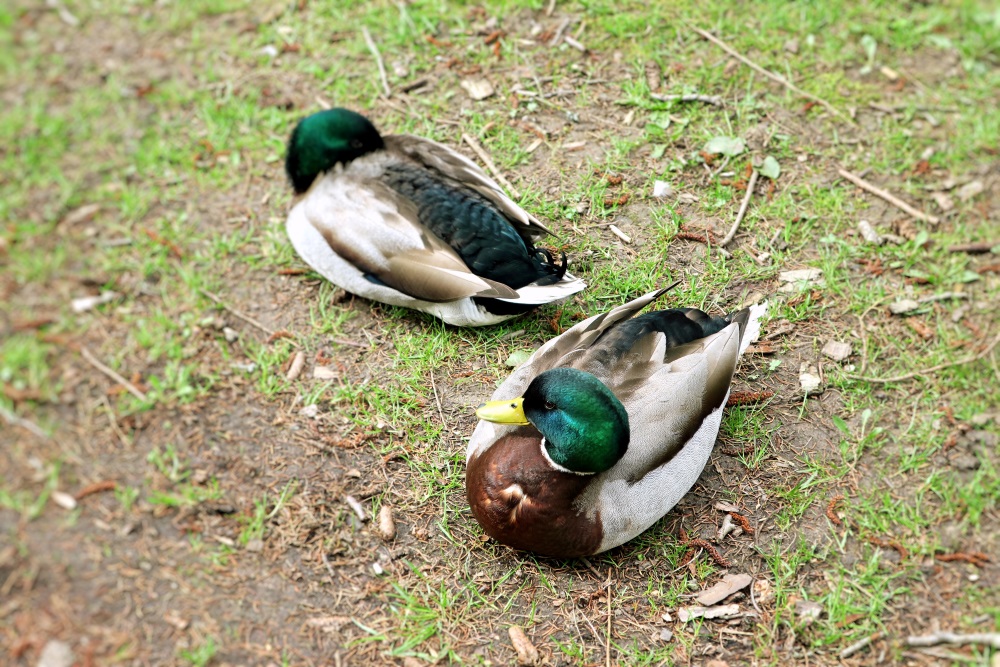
[{"x1": 223, "y1": 327, "x2": 239, "y2": 342}]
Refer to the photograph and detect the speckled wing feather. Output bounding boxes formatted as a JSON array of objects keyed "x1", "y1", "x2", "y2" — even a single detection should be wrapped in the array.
[
  {"x1": 301, "y1": 169, "x2": 517, "y2": 302},
  {"x1": 387, "y1": 135, "x2": 554, "y2": 239}
]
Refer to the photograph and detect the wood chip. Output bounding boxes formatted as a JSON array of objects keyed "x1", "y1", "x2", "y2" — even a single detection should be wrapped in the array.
[
  {"x1": 377, "y1": 505, "x2": 396, "y2": 541},
  {"x1": 888, "y1": 299, "x2": 920, "y2": 315},
  {"x1": 52, "y1": 491, "x2": 77, "y2": 510},
  {"x1": 696, "y1": 573, "x2": 753, "y2": 606},
  {"x1": 460, "y1": 78, "x2": 495, "y2": 100},
  {"x1": 508, "y1": 626, "x2": 539, "y2": 665},
  {"x1": 71, "y1": 290, "x2": 119, "y2": 313},
  {"x1": 313, "y1": 365, "x2": 338, "y2": 380},
  {"x1": 821, "y1": 340, "x2": 852, "y2": 361},
  {"x1": 678, "y1": 604, "x2": 740, "y2": 622},
  {"x1": 286, "y1": 351, "x2": 306, "y2": 380}
]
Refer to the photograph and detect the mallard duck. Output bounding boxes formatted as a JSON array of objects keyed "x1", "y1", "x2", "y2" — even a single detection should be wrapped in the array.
[
  {"x1": 283, "y1": 108, "x2": 586, "y2": 326},
  {"x1": 465, "y1": 289, "x2": 767, "y2": 557}
]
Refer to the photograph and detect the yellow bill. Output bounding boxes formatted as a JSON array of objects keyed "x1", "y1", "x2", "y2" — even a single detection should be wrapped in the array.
[{"x1": 476, "y1": 397, "x2": 528, "y2": 425}]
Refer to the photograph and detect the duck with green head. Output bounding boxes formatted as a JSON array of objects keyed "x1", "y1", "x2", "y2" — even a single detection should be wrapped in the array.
[
  {"x1": 465, "y1": 289, "x2": 767, "y2": 557},
  {"x1": 284, "y1": 108, "x2": 586, "y2": 326}
]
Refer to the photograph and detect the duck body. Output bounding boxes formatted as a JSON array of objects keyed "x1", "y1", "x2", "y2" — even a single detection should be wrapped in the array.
[
  {"x1": 466, "y1": 289, "x2": 766, "y2": 557},
  {"x1": 285, "y1": 109, "x2": 585, "y2": 326}
]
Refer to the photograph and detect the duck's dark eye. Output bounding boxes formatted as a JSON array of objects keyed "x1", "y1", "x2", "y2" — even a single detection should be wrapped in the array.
[
  {"x1": 544, "y1": 400, "x2": 556, "y2": 410},
  {"x1": 350, "y1": 139, "x2": 364, "y2": 149}
]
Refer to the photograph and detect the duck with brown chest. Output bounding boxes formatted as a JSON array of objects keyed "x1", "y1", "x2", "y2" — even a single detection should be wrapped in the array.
[{"x1": 465, "y1": 289, "x2": 768, "y2": 557}]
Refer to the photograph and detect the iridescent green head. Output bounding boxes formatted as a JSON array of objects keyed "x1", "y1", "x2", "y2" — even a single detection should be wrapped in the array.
[
  {"x1": 285, "y1": 108, "x2": 385, "y2": 193},
  {"x1": 476, "y1": 368, "x2": 629, "y2": 474}
]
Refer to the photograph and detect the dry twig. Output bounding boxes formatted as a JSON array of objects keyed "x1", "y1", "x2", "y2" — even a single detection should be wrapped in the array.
[
  {"x1": 720, "y1": 169, "x2": 759, "y2": 248},
  {"x1": 840, "y1": 632, "x2": 885, "y2": 659},
  {"x1": 692, "y1": 27, "x2": 851, "y2": 122},
  {"x1": 849, "y1": 332, "x2": 1000, "y2": 384},
  {"x1": 837, "y1": 168, "x2": 940, "y2": 225},
  {"x1": 200, "y1": 289, "x2": 276, "y2": 336},
  {"x1": 429, "y1": 368, "x2": 446, "y2": 427},
  {"x1": 0, "y1": 404, "x2": 48, "y2": 440},
  {"x1": 461, "y1": 133, "x2": 521, "y2": 199},
  {"x1": 948, "y1": 241, "x2": 998, "y2": 254},
  {"x1": 651, "y1": 93, "x2": 723, "y2": 106},
  {"x1": 361, "y1": 27, "x2": 391, "y2": 97},
  {"x1": 80, "y1": 347, "x2": 148, "y2": 402},
  {"x1": 906, "y1": 632, "x2": 1000, "y2": 649}
]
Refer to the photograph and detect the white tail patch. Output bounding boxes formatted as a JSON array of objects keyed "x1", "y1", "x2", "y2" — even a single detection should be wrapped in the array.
[
  {"x1": 739, "y1": 301, "x2": 768, "y2": 356},
  {"x1": 494, "y1": 273, "x2": 587, "y2": 305}
]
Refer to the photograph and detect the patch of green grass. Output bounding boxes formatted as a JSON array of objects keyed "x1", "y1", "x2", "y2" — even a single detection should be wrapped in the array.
[{"x1": 179, "y1": 636, "x2": 218, "y2": 667}]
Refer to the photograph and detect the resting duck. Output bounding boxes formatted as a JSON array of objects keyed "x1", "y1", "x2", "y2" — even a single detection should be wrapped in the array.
[
  {"x1": 283, "y1": 108, "x2": 586, "y2": 326},
  {"x1": 465, "y1": 289, "x2": 766, "y2": 557}
]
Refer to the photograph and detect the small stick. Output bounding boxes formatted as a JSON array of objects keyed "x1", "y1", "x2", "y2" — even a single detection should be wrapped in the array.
[
  {"x1": 75, "y1": 480, "x2": 117, "y2": 501},
  {"x1": 849, "y1": 332, "x2": 1000, "y2": 384},
  {"x1": 564, "y1": 35, "x2": 587, "y2": 52},
  {"x1": 80, "y1": 347, "x2": 148, "y2": 402},
  {"x1": 99, "y1": 396, "x2": 131, "y2": 448},
  {"x1": 549, "y1": 18, "x2": 571, "y2": 47},
  {"x1": 605, "y1": 568, "x2": 612, "y2": 667},
  {"x1": 837, "y1": 168, "x2": 940, "y2": 225},
  {"x1": 840, "y1": 632, "x2": 885, "y2": 659},
  {"x1": 608, "y1": 225, "x2": 631, "y2": 244},
  {"x1": 918, "y1": 292, "x2": 968, "y2": 304},
  {"x1": 906, "y1": 632, "x2": 1000, "y2": 649},
  {"x1": 692, "y1": 27, "x2": 851, "y2": 123},
  {"x1": 461, "y1": 133, "x2": 521, "y2": 199},
  {"x1": 361, "y1": 27, "x2": 391, "y2": 97},
  {"x1": 651, "y1": 93, "x2": 723, "y2": 106},
  {"x1": 321, "y1": 550, "x2": 337, "y2": 580},
  {"x1": 949, "y1": 241, "x2": 998, "y2": 254},
  {"x1": 0, "y1": 404, "x2": 48, "y2": 440},
  {"x1": 429, "y1": 368, "x2": 446, "y2": 427},
  {"x1": 200, "y1": 289, "x2": 275, "y2": 336},
  {"x1": 344, "y1": 495, "x2": 368, "y2": 522},
  {"x1": 720, "y1": 169, "x2": 759, "y2": 248}
]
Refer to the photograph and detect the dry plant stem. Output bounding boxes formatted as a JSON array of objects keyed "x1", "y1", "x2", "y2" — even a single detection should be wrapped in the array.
[
  {"x1": 837, "y1": 168, "x2": 940, "y2": 225},
  {"x1": 605, "y1": 568, "x2": 612, "y2": 667},
  {"x1": 429, "y1": 368, "x2": 445, "y2": 427},
  {"x1": 200, "y1": 289, "x2": 276, "y2": 336},
  {"x1": 840, "y1": 632, "x2": 885, "y2": 659},
  {"x1": 0, "y1": 404, "x2": 48, "y2": 439},
  {"x1": 361, "y1": 27, "x2": 391, "y2": 97},
  {"x1": 850, "y1": 332, "x2": 1000, "y2": 384},
  {"x1": 720, "y1": 169, "x2": 759, "y2": 248},
  {"x1": 80, "y1": 347, "x2": 148, "y2": 402},
  {"x1": 949, "y1": 241, "x2": 998, "y2": 254},
  {"x1": 692, "y1": 27, "x2": 851, "y2": 122},
  {"x1": 906, "y1": 632, "x2": 1000, "y2": 649},
  {"x1": 461, "y1": 133, "x2": 521, "y2": 199},
  {"x1": 650, "y1": 93, "x2": 723, "y2": 106}
]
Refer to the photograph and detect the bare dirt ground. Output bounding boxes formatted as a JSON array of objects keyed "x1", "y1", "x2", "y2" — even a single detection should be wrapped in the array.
[{"x1": 2, "y1": 2, "x2": 998, "y2": 666}]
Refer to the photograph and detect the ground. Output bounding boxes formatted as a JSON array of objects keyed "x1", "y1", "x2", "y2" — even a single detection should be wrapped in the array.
[{"x1": 1, "y1": 1, "x2": 998, "y2": 666}]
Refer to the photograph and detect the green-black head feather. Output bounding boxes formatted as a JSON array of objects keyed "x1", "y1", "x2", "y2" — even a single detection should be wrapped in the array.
[
  {"x1": 522, "y1": 368, "x2": 629, "y2": 474},
  {"x1": 285, "y1": 108, "x2": 385, "y2": 193}
]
